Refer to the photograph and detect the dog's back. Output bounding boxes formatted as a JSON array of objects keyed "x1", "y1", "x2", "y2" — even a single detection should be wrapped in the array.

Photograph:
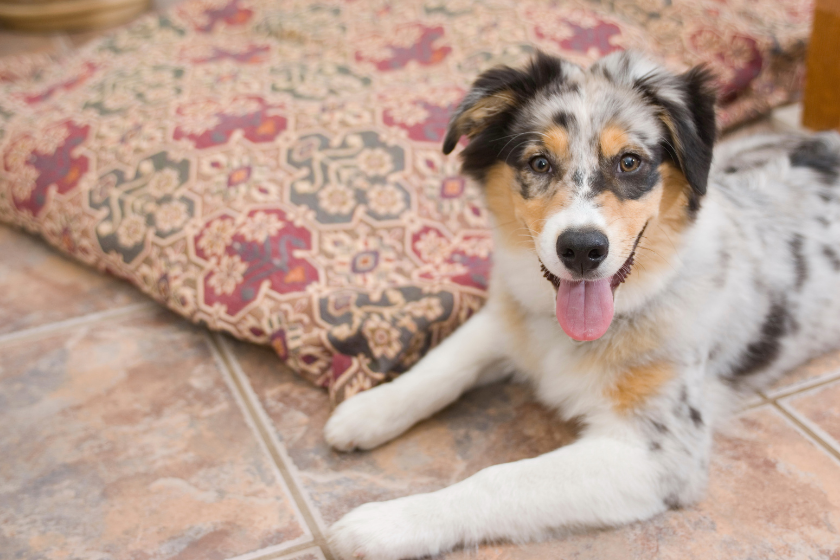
[{"x1": 699, "y1": 132, "x2": 840, "y2": 391}]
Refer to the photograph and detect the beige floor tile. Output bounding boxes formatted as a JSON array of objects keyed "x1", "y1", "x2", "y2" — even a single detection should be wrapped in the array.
[
  {"x1": 781, "y1": 379, "x2": 840, "y2": 456},
  {"x1": 0, "y1": 225, "x2": 146, "y2": 336},
  {"x1": 224, "y1": 338, "x2": 577, "y2": 530},
  {"x1": 445, "y1": 406, "x2": 840, "y2": 559},
  {"x1": 0, "y1": 309, "x2": 311, "y2": 559},
  {"x1": 764, "y1": 348, "x2": 840, "y2": 399},
  {"x1": 772, "y1": 103, "x2": 805, "y2": 132}
]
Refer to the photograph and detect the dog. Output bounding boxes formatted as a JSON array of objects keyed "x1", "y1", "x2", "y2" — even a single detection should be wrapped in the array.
[{"x1": 324, "y1": 50, "x2": 840, "y2": 559}]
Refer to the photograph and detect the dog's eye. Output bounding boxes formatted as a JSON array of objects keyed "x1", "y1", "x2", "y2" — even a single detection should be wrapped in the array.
[
  {"x1": 619, "y1": 154, "x2": 641, "y2": 173},
  {"x1": 529, "y1": 156, "x2": 551, "y2": 174}
]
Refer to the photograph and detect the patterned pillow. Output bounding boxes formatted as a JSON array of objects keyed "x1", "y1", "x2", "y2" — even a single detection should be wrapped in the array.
[{"x1": 0, "y1": 0, "x2": 812, "y2": 404}]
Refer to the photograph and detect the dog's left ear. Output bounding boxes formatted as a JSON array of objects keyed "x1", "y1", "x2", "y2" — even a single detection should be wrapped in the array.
[{"x1": 651, "y1": 66, "x2": 717, "y2": 200}]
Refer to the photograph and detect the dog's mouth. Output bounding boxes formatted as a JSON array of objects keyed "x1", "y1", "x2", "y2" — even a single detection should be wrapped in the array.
[
  {"x1": 540, "y1": 225, "x2": 646, "y2": 342},
  {"x1": 540, "y1": 254, "x2": 635, "y2": 294},
  {"x1": 539, "y1": 252, "x2": 635, "y2": 342}
]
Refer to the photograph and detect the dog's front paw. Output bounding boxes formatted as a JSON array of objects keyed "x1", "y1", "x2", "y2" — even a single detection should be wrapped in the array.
[
  {"x1": 324, "y1": 384, "x2": 413, "y2": 451},
  {"x1": 329, "y1": 498, "x2": 442, "y2": 560}
]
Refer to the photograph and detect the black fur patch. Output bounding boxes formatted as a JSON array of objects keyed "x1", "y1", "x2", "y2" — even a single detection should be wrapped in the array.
[
  {"x1": 688, "y1": 407, "x2": 704, "y2": 427},
  {"x1": 589, "y1": 156, "x2": 663, "y2": 200},
  {"x1": 790, "y1": 138, "x2": 840, "y2": 184},
  {"x1": 651, "y1": 420, "x2": 669, "y2": 434},
  {"x1": 823, "y1": 245, "x2": 840, "y2": 271},
  {"x1": 729, "y1": 301, "x2": 791, "y2": 377},
  {"x1": 553, "y1": 111, "x2": 575, "y2": 130},
  {"x1": 788, "y1": 234, "x2": 808, "y2": 290},
  {"x1": 663, "y1": 493, "x2": 681, "y2": 509},
  {"x1": 572, "y1": 168, "x2": 584, "y2": 187}
]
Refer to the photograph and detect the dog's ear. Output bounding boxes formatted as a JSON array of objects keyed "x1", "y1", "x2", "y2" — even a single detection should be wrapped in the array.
[
  {"x1": 651, "y1": 66, "x2": 717, "y2": 200},
  {"x1": 442, "y1": 80, "x2": 516, "y2": 155},
  {"x1": 442, "y1": 51, "x2": 567, "y2": 155}
]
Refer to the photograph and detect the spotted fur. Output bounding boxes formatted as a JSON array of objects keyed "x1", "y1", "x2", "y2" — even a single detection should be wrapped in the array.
[{"x1": 324, "y1": 51, "x2": 840, "y2": 560}]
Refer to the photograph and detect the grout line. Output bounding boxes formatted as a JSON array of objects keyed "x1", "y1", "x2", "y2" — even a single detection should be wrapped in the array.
[
  {"x1": 214, "y1": 334, "x2": 331, "y2": 532},
  {"x1": 740, "y1": 396, "x2": 769, "y2": 410},
  {"x1": 761, "y1": 370, "x2": 840, "y2": 401},
  {"x1": 771, "y1": 401, "x2": 840, "y2": 464},
  {"x1": 225, "y1": 542, "x2": 327, "y2": 560},
  {"x1": 204, "y1": 332, "x2": 314, "y2": 548},
  {"x1": 205, "y1": 334, "x2": 316, "y2": 557},
  {"x1": 737, "y1": 390, "x2": 769, "y2": 411},
  {"x1": 0, "y1": 302, "x2": 156, "y2": 346},
  {"x1": 209, "y1": 334, "x2": 336, "y2": 560},
  {"x1": 228, "y1": 543, "x2": 327, "y2": 560}
]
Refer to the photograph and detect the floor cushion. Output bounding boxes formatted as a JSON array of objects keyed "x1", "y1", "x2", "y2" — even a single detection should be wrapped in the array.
[{"x1": 0, "y1": 0, "x2": 812, "y2": 404}]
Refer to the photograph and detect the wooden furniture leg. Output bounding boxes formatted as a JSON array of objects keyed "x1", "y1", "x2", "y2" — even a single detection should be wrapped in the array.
[{"x1": 803, "y1": 0, "x2": 840, "y2": 131}]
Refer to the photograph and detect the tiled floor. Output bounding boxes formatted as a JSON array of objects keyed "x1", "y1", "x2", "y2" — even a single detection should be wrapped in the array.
[{"x1": 2, "y1": 16, "x2": 840, "y2": 560}]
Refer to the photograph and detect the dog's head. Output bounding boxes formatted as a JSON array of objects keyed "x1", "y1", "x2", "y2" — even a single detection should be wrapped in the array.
[{"x1": 444, "y1": 51, "x2": 716, "y2": 341}]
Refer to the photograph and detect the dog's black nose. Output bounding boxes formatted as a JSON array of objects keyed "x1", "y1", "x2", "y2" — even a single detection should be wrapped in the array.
[{"x1": 557, "y1": 229, "x2": 609, "y2": 274}]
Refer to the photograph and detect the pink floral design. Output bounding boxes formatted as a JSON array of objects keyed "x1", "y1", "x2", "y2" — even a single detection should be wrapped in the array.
[
  {"x1": 3, "y1": 122, "x2": 90, "y2": 216},
  {"x1": 355, "y1": 24, "x2": 452, "y2": 71},
  {"x1": 174, "y1": 96, "x2": 287, "y2": 148}
]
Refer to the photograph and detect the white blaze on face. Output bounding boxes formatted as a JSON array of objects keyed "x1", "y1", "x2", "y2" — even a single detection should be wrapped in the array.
[
  {"x1": 537, "y1": 179, "x2": 646, "y2": 341},
  {"x1": 538, "y1": 192, "x2": 625, "y2": 281}
]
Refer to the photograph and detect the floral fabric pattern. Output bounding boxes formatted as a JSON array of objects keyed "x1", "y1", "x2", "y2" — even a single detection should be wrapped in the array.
[{"x1": 0, "y1": 0, "x2": 812, "y2": 404}]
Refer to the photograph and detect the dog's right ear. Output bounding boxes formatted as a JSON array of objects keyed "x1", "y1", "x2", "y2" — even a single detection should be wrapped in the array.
[
  {"x1": 442, "y1": 80, "x2": 517, "y2": 155},
  {"x1": 442, "y1": 52, "x2": 567, "y2": 155}
]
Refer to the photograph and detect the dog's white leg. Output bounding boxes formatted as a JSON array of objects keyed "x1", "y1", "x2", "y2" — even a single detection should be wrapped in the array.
[
  {"x1": 324, "y1": 305, "x2": 510, "y2": 451},
  {"x1": 329, "y1": 422, "x2": 708, "y2": 560}
]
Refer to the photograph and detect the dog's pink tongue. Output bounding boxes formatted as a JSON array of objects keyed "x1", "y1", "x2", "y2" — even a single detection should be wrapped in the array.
[{"x1": 555, "y1": 279, "x2": 614, "y2": 341}]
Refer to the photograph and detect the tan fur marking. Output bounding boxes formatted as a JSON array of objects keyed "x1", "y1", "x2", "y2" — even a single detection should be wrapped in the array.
[
  {"x1": 658, "y1": 114, "x2": 684, "y2": 168},
  {"x1": 484, "y1": 163, "x2": 574, "y2": 247},
  {"x1": 485, "y1": 164, "x2": 532, "y2": 249},
  {"x1": 600, "y1": 124, "x2": 632, "y2": 158},
  {"x1": 595, "y1": 187, "x2": 661, "y2": 257},
  {"x1": 608, "y1": 361, "x2": 672, "y2": 413},
  {"x1": 543, "y1": 125, "x2": 569, "y2": 157},
  {"x1": 592, "y1": 162, "x2": 694, "y2": 299},
  {"x1": 573, "y1": 307, "x2": 665, "y2": 377},
  {"x1": 456, "y1": 90, "x2": 515, "y2": 138},
  {"x1": 621, "y1": 162, "x2": 693, "y2": 289},
  {"x1": 516, "y1": 189, "x2": 572, "y2": 238}
]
